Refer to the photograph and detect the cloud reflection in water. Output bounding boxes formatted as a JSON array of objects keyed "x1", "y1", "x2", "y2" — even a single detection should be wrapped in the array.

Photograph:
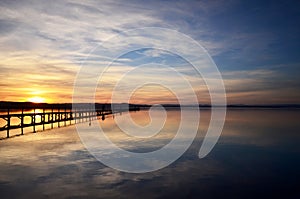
[{"x1": 0, "y1": 109, "x2": 300, "y2": 198}]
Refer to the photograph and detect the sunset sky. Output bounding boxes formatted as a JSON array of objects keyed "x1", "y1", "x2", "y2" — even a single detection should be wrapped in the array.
[{"x1": 0, "y1": 0, "x2": 299, "y2": 104}]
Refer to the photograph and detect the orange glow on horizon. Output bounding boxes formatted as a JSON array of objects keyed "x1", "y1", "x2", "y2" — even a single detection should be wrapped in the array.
[{"x1": 28, "y1": 96, "x2": 46, "y2": 103}]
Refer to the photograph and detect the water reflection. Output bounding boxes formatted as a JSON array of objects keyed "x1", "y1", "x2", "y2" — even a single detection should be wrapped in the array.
[
  {"x1": 99, "y1": 109, "x2": 181, "y2": 152},
  {"x1": 0, "y1": 109, "x2": 299, "y2": 198}
]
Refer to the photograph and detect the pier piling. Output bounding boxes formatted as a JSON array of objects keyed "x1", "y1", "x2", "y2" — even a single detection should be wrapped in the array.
[{"x1": 0, "y1": 105, "x2": 140, "y2": 139}]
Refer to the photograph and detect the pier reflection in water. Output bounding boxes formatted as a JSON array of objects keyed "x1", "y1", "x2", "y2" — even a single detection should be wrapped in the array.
[{"x1": 0, "y1": 109, "x2": 299, "y2": 198}]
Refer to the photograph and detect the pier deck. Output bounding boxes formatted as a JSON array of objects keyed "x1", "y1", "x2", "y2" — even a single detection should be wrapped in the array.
[{"x1": 0, "y1": 105, "x2": 139, "y2": 139}]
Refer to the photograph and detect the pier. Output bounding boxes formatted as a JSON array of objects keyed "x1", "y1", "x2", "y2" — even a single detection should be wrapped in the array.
[{"x1": 0, "y1": 103, "x2": 140, "y2": 139}]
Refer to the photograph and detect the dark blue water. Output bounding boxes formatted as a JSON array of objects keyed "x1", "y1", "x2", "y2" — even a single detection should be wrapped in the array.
[{"x1": 0, "y1": 109, "x2": 299, "y2": 198}]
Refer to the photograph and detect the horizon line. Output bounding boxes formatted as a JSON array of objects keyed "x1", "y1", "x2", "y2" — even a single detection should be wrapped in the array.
[{"x1": 1, "y1": 101, "x2": 300, "y2": 108}]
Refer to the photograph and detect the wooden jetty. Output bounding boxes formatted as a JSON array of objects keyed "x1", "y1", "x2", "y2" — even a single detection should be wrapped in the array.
[{"x1": 0, "y1": 102, "x2": 140, "y2": 139}]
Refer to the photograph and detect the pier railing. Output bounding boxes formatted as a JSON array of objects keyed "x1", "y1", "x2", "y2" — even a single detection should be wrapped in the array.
[{"x1": 0, "y1": 106, "x2": 139, "y2": 139}]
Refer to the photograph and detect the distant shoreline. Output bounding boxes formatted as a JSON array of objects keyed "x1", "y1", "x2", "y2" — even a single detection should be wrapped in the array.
[{"x1": 1, "y1": 101, "x2": 300, "y2": 109}]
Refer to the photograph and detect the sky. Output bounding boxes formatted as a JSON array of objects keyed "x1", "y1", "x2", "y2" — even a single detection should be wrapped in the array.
[{"x1": 0, "y1": 0, "x2": 299, "y2": 104}]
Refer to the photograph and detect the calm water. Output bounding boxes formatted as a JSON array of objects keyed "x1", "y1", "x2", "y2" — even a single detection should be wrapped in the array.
[{"x1": 0, "y1": 109, "x2": 299, "y2": 198}]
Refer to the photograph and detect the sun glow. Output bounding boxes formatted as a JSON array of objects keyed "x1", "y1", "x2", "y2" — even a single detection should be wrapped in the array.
[{"x1": 28, "y1": 96, "x2": 45, "y2": 103}]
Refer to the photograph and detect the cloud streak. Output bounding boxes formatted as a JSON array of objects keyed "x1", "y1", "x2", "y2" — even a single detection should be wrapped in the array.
[{"x1": 0, "y1": 0, "x2": 299, "y2": 104}]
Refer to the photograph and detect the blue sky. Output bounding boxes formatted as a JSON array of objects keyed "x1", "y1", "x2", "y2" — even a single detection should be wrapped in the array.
[{"x1": 0, "y1": 0, "x2": 299, "y2": 104}]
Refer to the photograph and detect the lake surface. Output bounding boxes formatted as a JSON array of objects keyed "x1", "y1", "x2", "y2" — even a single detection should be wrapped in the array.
[{"x1": 0, "y1": 109, "x2": 299, "y2": 198}]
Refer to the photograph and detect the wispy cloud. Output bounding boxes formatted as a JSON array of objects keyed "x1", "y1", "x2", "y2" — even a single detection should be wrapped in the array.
[{"x1": 0, "y1": 0, "x2": 299, "y2": 104}]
